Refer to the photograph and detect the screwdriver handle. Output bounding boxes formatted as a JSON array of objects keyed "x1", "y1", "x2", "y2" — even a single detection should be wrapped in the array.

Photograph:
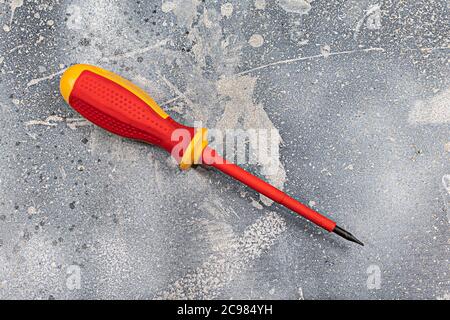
[{"x1": 60, "y1": 64, "x2": 208, "y2": 169}]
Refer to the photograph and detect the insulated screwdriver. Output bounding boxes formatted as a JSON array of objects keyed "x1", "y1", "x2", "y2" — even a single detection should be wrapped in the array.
[{"x1": 59, "y1": 64, "x2": 363, "y2": 246}]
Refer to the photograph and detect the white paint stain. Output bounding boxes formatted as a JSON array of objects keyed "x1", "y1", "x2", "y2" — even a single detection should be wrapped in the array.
[
  {"x1": 298, "y1": 287, "x2": 305, "y2": 300},
  {"x1": 161, "y1": 1, "x2": 176, "y2": 13},
  {"x1": 35, "y1": 35, "x2": 45, "y2": 45},
  {"x1": 162, "y1": 0, "x2": 201, "y2": 28},
  {"x1": 366, "y1": 4, "x2": 382, "y2": 30},
  {"x1": 344, "y1": 164, "x2": 354, "y2": 170},
  {"x1": 251, "y1": 199, "x2": 263, "y2": 210},
  {"x1": 237, "y1": 47, "x2": 385, "y2": 76},
  {"x1": 25, "y1": 115, "x2": 91, "y2": 130},
  {"x1": 202, "y1": 7, "x2": 213, "y2": 28},
  {"x1": 26, "y1": 68, "x2": 66, "y2": 87},
  {"x1": 66, "y1": 4, "x2": 83, "y2": 30},
  {"x1": 408, "y1": 88, "x2": 450, "y2": 124},
  {"x1": 442, "y1": 175, "x2": 450, "y2": 196},
  {"x1": 354, "y1": 4, "x2": 382, "y2": 39},
  {"x1": 65, "y1": 1, "x2": 131, "y2": 62},
  {"x1": 278, "y1": 0, "x2": 314, "y2": 15},
  {"x1": 66, "y1": 118, "x2": 92, "y2": 130},
  {"x1": 9, "y1": 44, "x2": 23, "y2": 53},
  {"x1": 25, "y1": 115, "x2": 63, "y2": 127},
  {"x1": 441, "y1": 175, "x2": 450, "y2": 223},
  {"x1": 220, "y1": 3, "x2": 233, "y2": 18},
  {"x1": 437, "y1": 293, "x2": 450, "y2": 300},
  {"x1": 320, "y1": 44, "x2": 331, "y2": 58},
  {"x1": 9, "y1": 0, "x2": 23, "y2": 25},
  {"x1": 255, "y1": 0, "x2": 266, "y2": 10},
  {"x1": 248, "y1": 34, "x2": 264, "y2": 48},
  {"x1": 156, "y1": 212, "x2": 287, "y2": 299},
  {"x1": 444, "y1": 142, "x2": 450, "y2": 153}
]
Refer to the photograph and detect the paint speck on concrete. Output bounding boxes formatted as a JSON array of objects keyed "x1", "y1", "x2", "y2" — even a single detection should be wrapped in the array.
[
  {"x1": 161, "y1": 1, "x2": 176, "y2": 13},
  {"x1": 437, "y1": 293, "x2": 450, "y2": 300},
  {"x1": 25, "y1": 115, "x2": 91, "y2": 130},
  {"x1": 344, "y1": 164, "x2": 354, "y2": 171},
  {"x1": 220, "y1": 3, "x2": 233, "y2": 18},
  {"x1": 298, "y1": 287, "x2": 304, "y2": 300},
  {"x1": 320, "y1": 44, "x2": 331, "y2": 58},
  {"x1": 442, "y1": 175, "x2": 450, "y2": 196},
  {"x1": 255, "y1": 0, "x2": 266, "y2": 10},
  {"x1": 248, "y1": 34, "x2": 264, "y2": 48},
  {"x1": 251, "y1": 199, "x2": 264, "y2": 210},
  {"x1": 8, "y1": 0, "x2": 23, "y2": 25},
  {"x1": 278, "y1": 0, "x2": 314, "y2": 15},
  {"x1": 444, "y1": 142, "x2": 450, "y2": 153},
  {"x1": 26, "y1": 69, "x2": 66, "y2": 87},
  {"x1": 163, "y1": 0, "x2": 201, "y2": 27}
]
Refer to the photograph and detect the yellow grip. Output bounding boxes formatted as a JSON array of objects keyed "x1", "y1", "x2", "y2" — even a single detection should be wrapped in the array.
[{"x1": 60, "y1": 64, "x2": 169, "y2": 119}]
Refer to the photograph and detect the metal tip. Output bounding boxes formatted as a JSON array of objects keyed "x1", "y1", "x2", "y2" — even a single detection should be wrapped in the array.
[{"x1": 333, "y1": 225, "x2": 364, "y2": 246}]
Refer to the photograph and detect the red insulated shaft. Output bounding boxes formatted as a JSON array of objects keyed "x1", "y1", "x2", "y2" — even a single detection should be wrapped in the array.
[{"x1": 202, "y1": 147, "x2": 337, "y2": 231}]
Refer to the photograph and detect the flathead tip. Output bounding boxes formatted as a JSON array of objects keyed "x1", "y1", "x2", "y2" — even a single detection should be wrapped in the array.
[{"x1": 333, "y1": 225, "x2": 364, "y2": 246}]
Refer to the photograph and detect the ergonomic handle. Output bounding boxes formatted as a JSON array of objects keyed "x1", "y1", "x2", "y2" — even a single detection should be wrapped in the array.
[{"x1": 60, "y1": 64, "x2": 208, "y2": 169}]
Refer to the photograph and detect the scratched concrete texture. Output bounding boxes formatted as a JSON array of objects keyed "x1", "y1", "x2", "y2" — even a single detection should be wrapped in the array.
[{"x1": 0, "y1": 0, "x2": 449, "y2": 300}]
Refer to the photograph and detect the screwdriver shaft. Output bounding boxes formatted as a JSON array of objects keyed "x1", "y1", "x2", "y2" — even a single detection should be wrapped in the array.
[{"x1": 202, "y1": 147, "x2": 337, "y2": 232}]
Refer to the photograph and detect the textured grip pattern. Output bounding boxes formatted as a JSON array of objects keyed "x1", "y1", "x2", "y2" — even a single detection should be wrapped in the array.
[
  {"x1": 70, "y1": 96, "x2": 161, "y2": 145},
  {"x1": 69, "y1": 70, "x2": 189, "y2": 150}
]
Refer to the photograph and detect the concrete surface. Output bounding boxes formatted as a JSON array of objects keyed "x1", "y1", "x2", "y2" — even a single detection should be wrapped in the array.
[{"x1": 0, "y1": 0, "x2": 449, "y2": 299}]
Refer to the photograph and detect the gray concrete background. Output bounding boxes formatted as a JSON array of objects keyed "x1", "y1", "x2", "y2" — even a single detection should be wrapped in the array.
[{"x1": 0, "y1": 0, "x2": 449, "y2": 299}]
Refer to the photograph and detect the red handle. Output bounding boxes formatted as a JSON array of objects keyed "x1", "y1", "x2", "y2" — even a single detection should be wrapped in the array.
[
  {"x1": 71, "y1": 70, "x2": 192, "y2": 152},
  {"x1": 60, "y1": 64, "x2": 208, "y2": 167}
]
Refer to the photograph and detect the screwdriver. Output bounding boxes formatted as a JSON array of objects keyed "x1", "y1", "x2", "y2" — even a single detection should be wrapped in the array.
[{"x1": 59, "y1": 64, "x2": 363, "y2": 246}]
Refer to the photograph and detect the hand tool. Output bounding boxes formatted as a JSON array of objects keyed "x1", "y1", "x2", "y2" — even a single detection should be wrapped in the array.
[{"x1": 59, "y1": 64, "x2": 363, "y2": 246}]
